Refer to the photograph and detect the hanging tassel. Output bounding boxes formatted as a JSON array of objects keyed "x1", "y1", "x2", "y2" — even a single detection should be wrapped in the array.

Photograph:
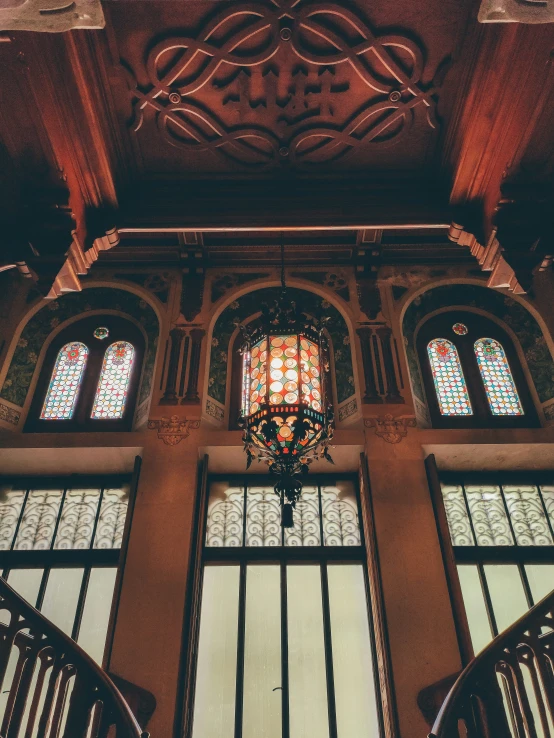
[{"x1": 282, "y1": 503, "x2": 294, "y2": 528}]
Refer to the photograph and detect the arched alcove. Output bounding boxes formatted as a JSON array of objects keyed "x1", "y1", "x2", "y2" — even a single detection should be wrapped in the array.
[
  {"x1": 0, "y1": 288, "x2": 160, "y2": 423},
  {"x1": 402, "y1": 283, "x2": 554, "y2": 425},
  {"x1": 207, "y1": 286, "x2": 356, "y2": 422}
]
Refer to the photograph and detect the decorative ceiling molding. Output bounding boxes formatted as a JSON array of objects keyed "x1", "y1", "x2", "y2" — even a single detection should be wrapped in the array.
[{"x1": 125, "y1": 0, "x2": 442, "y2": 170}]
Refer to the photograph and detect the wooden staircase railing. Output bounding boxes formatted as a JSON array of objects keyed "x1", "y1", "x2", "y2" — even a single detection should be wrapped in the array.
[
  {"x1": 0, "y1": 576, "x2": 146, "y2": 738},
  {"x1": 430, "y1": 587, "x2": 554, "y2": 738}
]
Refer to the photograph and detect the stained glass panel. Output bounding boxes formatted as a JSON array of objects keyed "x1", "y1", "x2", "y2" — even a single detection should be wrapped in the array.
[
  {"x1": 0, "y1": 487, "x2": 26, "y2": 550},
  {"x1": 269, "y1": 335, "x2": 299, "y2": 407},
  {"x1": 427, "y1": 339, "x2": 472, "y2": 416},
  {"x1": 91, "y1": 341, "x2": 135, "y2": 419},
  {"x1": 441, "y1": 484, "x2": 475, "y2": 546},
  {"x1": 474, "y1": 338, "x2": 523, "y2": 416},
  {"x1": 464, "y1": 485, "x2": 514, "y2": 546},
  {"x1": 41, "y1": 342, "x2": 89, "y2": 420},
  {"x1": 54, "y1": 488, "x2": 101, "y2": 550},
  {"x1": 248, "y1": 338, "x2": 268, "y2": 415},
  {"x1": 503, "y1": 485, "x2": 553, "y2": 545},
  {"x1": 300, "y1": 336, "x2": 321, "y2": 411}
]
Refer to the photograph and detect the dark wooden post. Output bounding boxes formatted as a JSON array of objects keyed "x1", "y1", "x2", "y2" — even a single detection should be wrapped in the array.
[
  {"x1": 356, "y1": 327, "x2": 382, "y2": 403},
  {"x1": 160, "y1": 328, "x2": 185, "y2": 405},
  {"x1": 183, "y1": 329, "x2": 205, "y2": 404},
  {"x1": 377, "y1": 326, "x2": 404, "y2": 403}
]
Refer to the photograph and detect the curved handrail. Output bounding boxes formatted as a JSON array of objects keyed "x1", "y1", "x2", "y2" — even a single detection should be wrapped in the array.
[
  {"x1": 0, "y1": 576, "x2": 147, "y2": 738},
  {"x1": 430, "y1": 586, "x2": 554, "y2": 738}
]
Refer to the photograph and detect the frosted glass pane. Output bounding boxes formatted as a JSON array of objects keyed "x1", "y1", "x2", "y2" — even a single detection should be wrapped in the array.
[
  {"x1": 41, "y1": 568, "x2": 84, "y2": 636},
  {"x1": 0, "y1": 487, "x2": 26, "y2": 550},
  {"x1": 285, "y1": 486, "x2": 320, "y2": 547},
  {"x1": 7, "y1": 568, "x2": 43, "y2": 607},
  {"x1": 54, "y1": 489, "x2": 101, "y2": 550},
  {"x1": 322, "y1": 481, "x2": 361, "y2": 546},
  {"x1": 440, "y1": 484, "x2": 474, "y2": 546},
  {"x1": 287, "y1": 565, "x2": 329, "y2": 738},
  {"x1": 78, "y1": 567, "x2": 118, "y2": 664},
  {"x1": 93, "y1": 487, "x2": 129, "y2": 549},
  {"x1": 14, "y1": 489, "x2": 63, "y2": 550},
  {"x1": 243, "y1": 565, "x2": 281, "y2": 738},
  {"x1": 484, "y1": 564, "x2": 528, "y2": 633},
  {"x1": 192, "y1": 566, "x2": 240, "y2": 738},
  {"x1": 457, "y1": 565, "x2": 493, "y2": 654},
  {"x1": 327, "y1": 564, "x2": 380, "y2": 738},
  {"x1": 525, "y1": 565, "x2": 554, "y2": 604},
  {"x1": 205, "y1": 482, "x2": 244, "y2": 547}
]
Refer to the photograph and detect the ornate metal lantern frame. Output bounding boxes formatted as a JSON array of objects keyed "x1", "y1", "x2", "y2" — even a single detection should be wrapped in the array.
[{"x1": 239, "y1": 298, "x2": 334, "y2": 527}]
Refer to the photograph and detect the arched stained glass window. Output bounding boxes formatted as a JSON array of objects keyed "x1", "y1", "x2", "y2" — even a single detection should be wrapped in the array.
[
  {"x1": 474, "y1": 338, "x2": 523, "y2": 416},
  {"x1": 91, "y1": 341, "x2": 135, "y2": 419},
  {"x1": 427, "y1": 338, "x2": 472, "y2": 416},
  {"x1": 41, "y1": 342, "x2": 89, "y2": 420}
]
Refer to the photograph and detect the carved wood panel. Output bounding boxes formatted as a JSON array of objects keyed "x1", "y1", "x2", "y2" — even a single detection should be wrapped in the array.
[{"x1": 119, "y1": 0, "x2": 452, "y2": 173}]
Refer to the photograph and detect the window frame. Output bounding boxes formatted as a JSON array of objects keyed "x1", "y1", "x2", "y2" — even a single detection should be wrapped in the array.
[
  {"x1": 0, "y1": 472, "x2": 135, "y2": 667},
  {"x1": 179, "y1": 469, "x2": 392, "y2": 738},
  {"x1": 417, "y1": 310, "x2": 538, "y2": 429},
  {"x1": 26, "y1": 315, "x2": 145, "y2": 433},
  {"x1": 428, "y1": 462, "x2": 554, "y2": 664}
]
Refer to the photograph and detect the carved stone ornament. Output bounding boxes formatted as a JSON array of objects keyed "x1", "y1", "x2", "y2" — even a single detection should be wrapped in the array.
[
  {"x1": 0, "y1": 0, "x2": 104, "y2": 32},
  {"x1": 478, "y1": 0, "x2": 554, "y2": 23},
  {"x1": 147, "y1": 415, "x2": 201, "y2": 445},
  {"x1": 125, "y1": 0, "x2": 443, "y2": 170},
  {"x1": 365, "y1": 414, "x2": 416, "y2": 443}
]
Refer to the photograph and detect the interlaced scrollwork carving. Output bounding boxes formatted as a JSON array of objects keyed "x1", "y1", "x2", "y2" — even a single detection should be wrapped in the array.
[{"x1": 125, "y1": 0, "x2": 442, "y2": 169}]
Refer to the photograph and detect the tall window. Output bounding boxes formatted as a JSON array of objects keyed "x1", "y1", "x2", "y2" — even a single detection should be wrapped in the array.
[
  {"x1": 0, "y1": 476, "x2": 132, "y2": 664},
  {"x1": 187, "y1": 476, "x2": 383, "y2": 738},
  {"x1": 437, "y1": 472, "x2": 554, "y2": 655},
  {"x1": 28, "y1": 316, "x2": 144, "y2": 432},
  {"x1": 417, "y1": 311, "x2": 536, "y2": 428}
]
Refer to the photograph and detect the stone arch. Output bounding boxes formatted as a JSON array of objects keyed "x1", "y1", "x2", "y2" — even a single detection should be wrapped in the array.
[
  {"x1": 0, "y1": 287, "x2": 160, "y2": 421},
  {"x1": 206, "y1": 285, "x2": 356, "y2": 421},
  {"x1": 401, "y1": 282, "x2": 554, "y2": 424}
]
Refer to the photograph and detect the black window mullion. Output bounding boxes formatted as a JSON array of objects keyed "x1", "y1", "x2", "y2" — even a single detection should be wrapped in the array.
[
  {"x1": 476, "y1": 562, "x2": 499, "y2": 638},
  {"x1": 89, "y1": 488, "x2": 105, "y2": 550},
  {"x1": 319, "y1": 562, "x2": 338, "y2": 738},
  {"x1": 243, "y1": 484, "x2": 247, "y2": 548},
  {"x1": 10, "y1": 488, "x2": 30, "y2": 551},
  {"x1": 518, "y1": 563, "x2": 535, "y2": 608},
  {"x1": 281, "y1": 561, "x2": 290, "y2": 738},
  {"x1": 233, "y1": 562, "x2": 247, "y2": 738},
  {"x1": 50, "y1": 486, "x2": 68, "y2": 550},
  {"x1": 71, "y1": 567, "x2": 91, "y2": 641},
  {"x1": 35, "y1": 568, "x2": 50, "y2": 611},
  {"x1": 498, "y1": 484, "x2": 518, "y2": 547},
  {"x1": 461, "y1": 484, "x2": 479, "y2": 548},
  {"x1": 317, "y1": 484, "x2": 325, "y2": 547},
  {"x1": 537, "y1": 485, "x2": 554, "y2": 543}
]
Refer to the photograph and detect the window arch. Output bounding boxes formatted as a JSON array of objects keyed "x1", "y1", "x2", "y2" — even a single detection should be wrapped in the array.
[
  {"x1": 417, "y1": 311, "x2": 537, "y2": 428},
  {"x1": 27, "y1": 315, "x2": 145, "y2": 432}
]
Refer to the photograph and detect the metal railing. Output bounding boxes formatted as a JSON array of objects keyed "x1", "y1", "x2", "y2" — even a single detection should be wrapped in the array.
[
  {"x1": 0, "y1": 577, "x2": 146, "y2": 738},
  {"x1": 430, "y1": 588, "x2": 554, "y2": 738}
]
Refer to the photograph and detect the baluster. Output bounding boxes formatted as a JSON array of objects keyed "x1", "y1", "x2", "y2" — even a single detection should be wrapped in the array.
[
  {"x1": 48, "y1": 665, "x2": 75, "y2": 738},
  {"x1": 1, "y1": 636, "x2": 31, "y2": 738},
  {"x1": 477, "y1": 666, "x2": 515, "y2": 738},
  {"x1": 498, "y1": 660, "x2": 533, "y2": 738},
  {"x1": 6, "y1": 633, "x2": 40, "y2": 738},
  {"x1": 520, "y1": 645, "x2": 552, "y2": 738},
  {"x1": 534, "y1": 646, "x2": 554, "y2": 726},
  {"x1": 36, "y1": 659, "x2": 64, "y2": 738},
  {"x1": 62, "y1": 672, "x2": 95, "y2": 738},
  {"x1": 24, "y1": 647, "x2": 54, "y2": 738}
]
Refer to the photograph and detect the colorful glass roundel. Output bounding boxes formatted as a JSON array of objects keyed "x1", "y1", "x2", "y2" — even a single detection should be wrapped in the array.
[
  {"x1": 91, "y1": 341, "x2": 135, "y2": 419},
  {"x1": 427, "y1": 338, "x2": 472, "y2": 415},
  {"x1": 93, "y1": 326, "x2": 109, "y2": 340},
  {"x1": 41, "y1": 342, "x2": 89, "y2": 419},
  {"x1": 452, "y1": 323, "x2": 468, "y2": 336},
  {"x1": 474, "y1": 338, "x2": 523, "y2": 416}
]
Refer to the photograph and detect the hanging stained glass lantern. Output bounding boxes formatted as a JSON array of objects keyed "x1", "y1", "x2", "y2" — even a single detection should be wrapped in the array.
[{"x1": 239, "y1": 298, "x2": 334, "y2": 528}]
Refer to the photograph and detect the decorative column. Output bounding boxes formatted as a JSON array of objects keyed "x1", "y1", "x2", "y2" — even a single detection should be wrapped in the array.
[
  {"x1": 160, "y1": 328, "x2": 185, "y2": 405},
  {"x1": 376, "y1": 326, "x2": 404, "y2": 403},
  {"x1": 356, "y1": 327, "x2": 382, "y2": 403},
  {"x1": 183, "y1": 329, "x2": 205, "y2": 404}
]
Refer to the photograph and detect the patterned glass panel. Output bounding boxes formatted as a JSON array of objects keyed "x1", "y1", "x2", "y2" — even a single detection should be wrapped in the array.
[
  {"x1": 93, "y1": 488, "x2": 129, "y2": 549},
  {"x1": 13, "y1": 489, "x2": 63, "y2": 550},
  {"x1": 246, "y1": 486, "x2": 281, "y2": 547},
  {"x1": 91, "y1": 341, "x2": 135, "y2": 419},
  {"x1": 503, "y1": 485, "x2": 553, "y2": 545},
  {"x1": 540, "y1": 486, "x2": 554, "y2": 531},
  {"x1": 54, "y1": 489, "x2": 101, "y2": 550},
  {"x1": 285, "y1": 486, "x2": 320, "y2": 547},
  {"x1": 441, "y1": 484, "x2": 475, "y2": 546},
  {"x1": 300, "y1": 336, "x2": 321, "y2": 411},
  {"x1": 41, "y1": 342, "x2": 89, "y2": 420},
  {"x1": 322, "y1": 481, "x2": 361, "y2": 546},
  {"x1": 248, "y1": 338, "x2": 268, "y2": 415},
  {"x1": 464, "y1": 485, "x2": 514, "y2": 546},
  {"x1": 0, "y1": 487, "x2": 26, "y2": 550},
  {"x1": 474, "y1": 338, "x2": 523, "y2": 416},
  {"x1": 205, "y1": 483, "x2": 244, "y2": 547},
  {"x1": 427, "y1": 339, "x2": 472, "y2": 416},
  {"x1": 269, "y1": 336, "x2": 299, "y2": 407}
]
